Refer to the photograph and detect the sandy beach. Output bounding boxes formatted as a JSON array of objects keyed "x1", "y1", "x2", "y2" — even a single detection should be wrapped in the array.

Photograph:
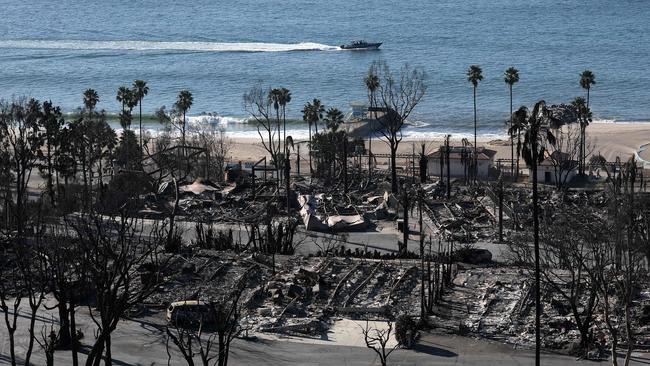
[{"x1": 228, "y1": 122, "x2": 650, "y2": 168}]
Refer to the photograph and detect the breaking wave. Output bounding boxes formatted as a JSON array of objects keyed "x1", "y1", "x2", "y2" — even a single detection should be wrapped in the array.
[
  {"x1": 188, "y1": 114, "x2": 250, "y2": 128},
  {"x1": 0, "y1": 39, "x2": 340, "y2": 53},
  {"x1": 401, "y1": 130, "x2": 510, "y2": 140}
]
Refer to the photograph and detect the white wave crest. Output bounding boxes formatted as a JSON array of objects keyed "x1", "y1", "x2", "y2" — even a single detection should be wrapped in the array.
[
  {"x1": 0, "y1": 40, "x2": 340, "y2": 53},
  {"x1": 404, "y1": 120, "x2": 431, "y2": 128},
  {"x1": 188, "y1": 114, "x2": 250, "y2": 128},
  {"x1": 401, "y1": 130, "x2": 510, "y2": 140},
  {"x1": 225, "y1": 129, "x2": 311, "y2": 140},
  {"x1": 591, "y1": 118, "x2": 617, "y2": 124},
  {"x1": 591, "y1": 118, "x2": 650, "y2": 124}
]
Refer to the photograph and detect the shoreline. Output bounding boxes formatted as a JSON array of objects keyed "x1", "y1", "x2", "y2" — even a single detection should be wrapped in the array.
[{"x1": 226, "y1": 122, "x2": 650, "y2": 164}]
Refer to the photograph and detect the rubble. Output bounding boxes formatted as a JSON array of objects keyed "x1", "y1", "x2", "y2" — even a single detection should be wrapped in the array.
[
  {"x1": 436, "y1": 266, "x2": 650, "y2": 352},
  {"x1": 297, "y1": 194, "x2": 368, "y2": 232}
]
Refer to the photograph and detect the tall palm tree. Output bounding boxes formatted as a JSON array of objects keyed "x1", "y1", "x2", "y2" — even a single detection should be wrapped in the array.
[
  {"x1": 83, "y1": 89, "x2": 100, "y2": 119},
  {"x1": 579, "y1": 69, "x2": 596, "y2": 108},
  {"x1": 324, "y1": 107, "x2": 345, "y2": 183},
  {"x1": 268, "y1": 88, "x2": 283, "y2": 159},
  {"x1": 364, "y1": 71, "x2": 380, "y2": 174},
  {"x1": 174, "y1": 90, "x2": 193, "y2": 146},
  {"x1": 504, "y1": 67, "x2": 519, "y2": 180},
  {"x1": 132, "y1": 79, "x2": 149, "y2": 148},
  {"x1": 301, "y1": 99, "x2": 324, "y2": 175},
  {"x1": 279, "y1": 87, "x2": 292, "y2": 156},
  {"x1": 579, "y1": 70, "x2": 595, "y2": 176},
  {"x1": 571, "y1": 96, "x2": 592, "y2": 176},
  {"x1": 116, "y1": 86, "x2": 133, "y2": 130},
  {"x1": 519, "y1": 101, "x2": 558, "y2": 366},
  {"x1": 312, "y1": 99, "x2": 323, "y2": 134},
  {"x1": 467, "y1": 65, "x2": 483, "y2": 183},
  {"x1": 508, "y1": 106, "x2": 528, "y2": 182}
]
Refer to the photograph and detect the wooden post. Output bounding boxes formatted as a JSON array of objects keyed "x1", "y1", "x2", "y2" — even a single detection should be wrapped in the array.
[
  {"x1": 252, "y1": 165, "x2": 256, "y2": 199},
  {"x1": 402, "y1": 187, "x2": 409, "y2": 256},
  {"x1": 412, "y1": 143, "x2": 416, "y2": 184},
  {"x1": 498, "y1": 178, "x2": 503, "y2": 242},
  {"x1": 296, "y1": 144, "x2": 301, "y2": 176},
  {"x1": 446, "y1": 136, "x2": 451, "y2": 198}
]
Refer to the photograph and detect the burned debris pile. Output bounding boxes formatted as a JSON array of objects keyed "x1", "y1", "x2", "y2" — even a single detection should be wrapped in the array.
[
  {"x1": 142, "y1": 249, "x2": 425, "y2": 338},
  {"x1": 436, "y1": 266, "x2": 650, "y2": 353}
]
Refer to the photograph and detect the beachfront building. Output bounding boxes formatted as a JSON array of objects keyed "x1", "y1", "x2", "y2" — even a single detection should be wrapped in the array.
[
  {"x1": 343, "y1": 102, "x2": 386, "y2": 138},
  {"x1": 427, "y1": 146, "x2": 497, "y2": 178},
  {"x1": 529, "y1": 151, "x2": 578, "y2": 185}
]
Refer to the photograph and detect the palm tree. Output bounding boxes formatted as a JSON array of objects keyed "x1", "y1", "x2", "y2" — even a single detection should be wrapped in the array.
[
  {"x1": 571, "y1": 96, "x2": 592, "y2": 176},
  {"x1": 132, "y1": 79, "x2": 149, "y2": 148},
  {"x1": 504, "y1": 67, "x2": 519, "y2": 180},
  {"x1": 302, "y1": 99, "x2": 324, "y2": 175},
  {"x1": 174, "y1": 90, "x2": 193, "y2": 146},
  {"x1": 312, "y1": 99, "x2": 323, "y2": 134},
  {"x1": 268, "y1": 88, "x2": 283, "y2": 159},
  {"x1": 324, "y1": 107, "x2": 344, "y2": 132},
  {"x1": 279, "y1": 87, "x2": 292, "y2": 156},
  {"x1": 578, "y1": 70, "x2": 595, "y2": 176},
  {"x1": 579, "y1": 69, "x2": 596, "y2": 108},
  {"x1": 83, "y1": 89, "x2": 99, "y2": 116},
  {"x1": 364, "y1": 71, "x2": 380, "y2": 174},
  {"x1": 324, "y1": 107, "x2": 345, "y2": 183},
  {"x1": 519, "y1": 101, "x2": 558, "y2": 366},
  {"x1": 508, "y1": 106, "x2": 528, "y2": 181},
  {"x1": 116, "y1": 86, "x2": 133, "y2": 130},
  {"x1": 467, "y1": 65, "x2": 483, "y2": 183}
]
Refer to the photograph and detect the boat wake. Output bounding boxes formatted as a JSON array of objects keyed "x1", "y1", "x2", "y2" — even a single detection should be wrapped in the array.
[{"x1": 0, "y1": 40, "x2": 341, "y2": 53}]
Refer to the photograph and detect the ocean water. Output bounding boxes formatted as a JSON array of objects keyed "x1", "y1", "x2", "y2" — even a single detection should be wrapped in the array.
[{"x1": 1, "y1": 0, "x2": 649, "y2": 138}]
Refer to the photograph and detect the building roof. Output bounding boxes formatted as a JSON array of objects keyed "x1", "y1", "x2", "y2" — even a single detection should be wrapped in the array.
[
  {"x1": 349, "y1": 101, "x2": 367, "y2": 107},
  {"x1": 428, "y1": 146, "x2": 497, "y2": 161},
  {"x1": 539, "y1": 150, "x2": 578, "y2": 169}
]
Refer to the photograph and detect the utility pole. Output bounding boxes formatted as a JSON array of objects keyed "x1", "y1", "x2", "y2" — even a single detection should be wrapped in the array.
[
  {"x1": 343, "y1": 137, "x2": 348, "y2": 195},
  {"x1": 285, "y1": 153, "x2": 291, "y2": 215},
  {"x1": 446, "y1": 135, "x2": 451, "y2": 198}
]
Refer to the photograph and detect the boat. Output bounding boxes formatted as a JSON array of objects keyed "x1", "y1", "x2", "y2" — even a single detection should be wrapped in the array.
[{"x1": 339, "y1": 40, "x2": 382, "y2": 50}]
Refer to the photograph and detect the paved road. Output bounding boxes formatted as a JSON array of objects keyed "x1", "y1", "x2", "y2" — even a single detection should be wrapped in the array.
[
  {"x1": 157, "y1": 218, "x2": 511, "y2": 260},
  {"x1": 2, "y1": 303, "x2": 649, "y2": 365}
]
